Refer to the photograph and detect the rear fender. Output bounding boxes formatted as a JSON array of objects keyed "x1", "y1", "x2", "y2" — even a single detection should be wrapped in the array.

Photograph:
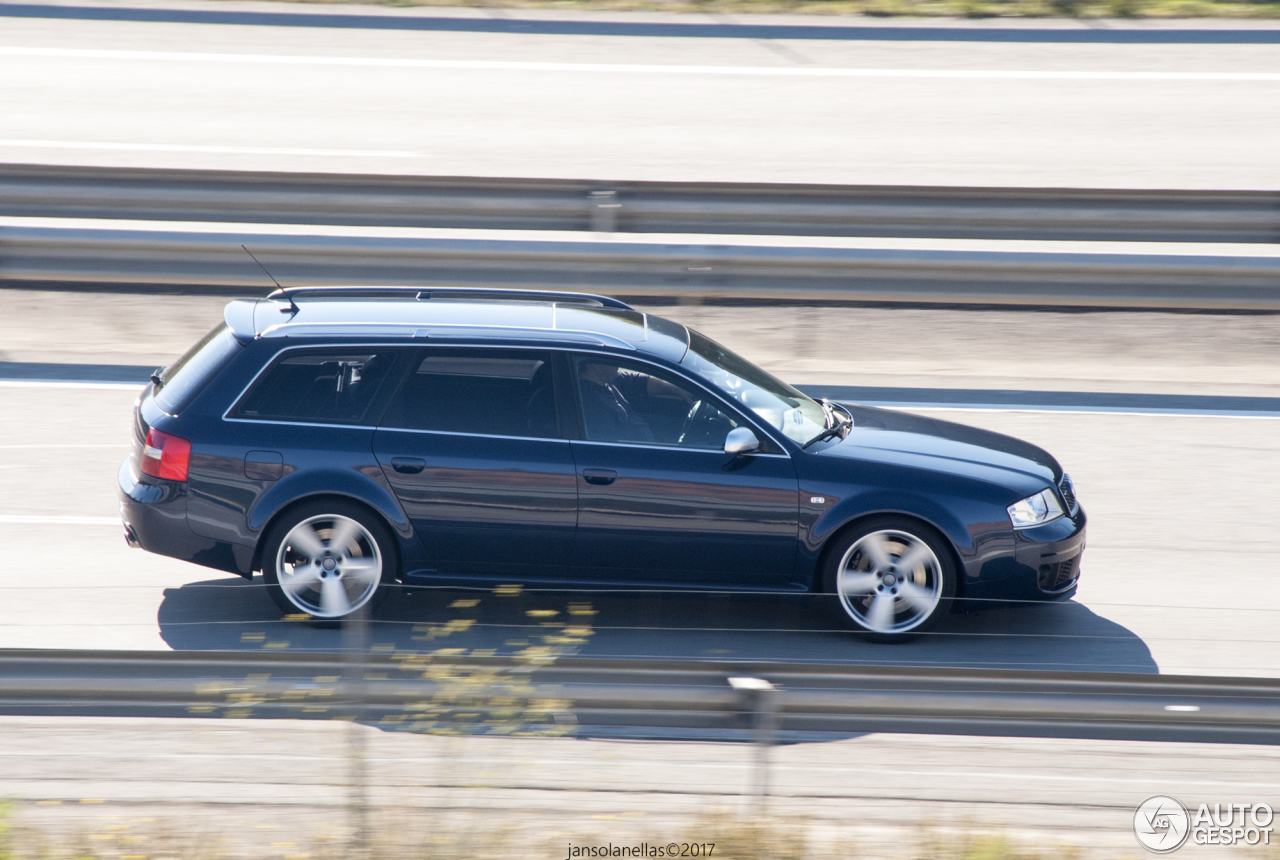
[
  {"x1": 248, "y1": 468, "x2": 429, "y2": 577},
  {"x1": 250, "y1": 467, "x2": 411, "y2": 536}
]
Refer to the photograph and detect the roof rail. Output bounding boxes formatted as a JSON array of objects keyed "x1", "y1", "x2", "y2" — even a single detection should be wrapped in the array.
[
  {"x1": 266, "y1": 286, "x2": 634, "y2": 311},
  {"x1": 419, "y1": 288, "x2": 634, "y2": 310}
]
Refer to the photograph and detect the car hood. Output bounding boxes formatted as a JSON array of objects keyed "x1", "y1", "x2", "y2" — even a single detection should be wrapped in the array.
[{"x1": 814, "y1": 403, "x2": 1061, "y2": 485}]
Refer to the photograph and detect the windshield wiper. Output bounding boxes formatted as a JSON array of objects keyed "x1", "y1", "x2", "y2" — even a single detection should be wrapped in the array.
[
  {"x1": 803, "y1": 426, "x2": 843, "y2": 449},
  {"x1": 803, "y1": 399, "x2": 853, "y2": 449}
]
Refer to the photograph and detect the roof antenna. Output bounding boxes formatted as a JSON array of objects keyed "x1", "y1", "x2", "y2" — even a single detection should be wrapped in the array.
[{"x1": 241, "y1": 244, "x2": 297, "y2": 314}]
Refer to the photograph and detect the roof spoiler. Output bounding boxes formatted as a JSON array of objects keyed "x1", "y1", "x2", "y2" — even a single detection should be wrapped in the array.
[
  {"x1": 265, "y1": 286, "x2": 634, "y2": 311},
  {"x1": 223, "y1": 299, "x2": 262, "y2": 343}
]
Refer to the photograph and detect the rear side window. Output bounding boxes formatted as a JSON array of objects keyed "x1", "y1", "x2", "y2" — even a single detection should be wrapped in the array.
[
  {"x1": 154, "y1": 324, "x2": 244, "y2": 415},
  {"x1": 380, "y1": 349, "x2": 559, "y2": 439},
  {"x1": 231, "y1": 350, "x2": 398, "y2": 425}
]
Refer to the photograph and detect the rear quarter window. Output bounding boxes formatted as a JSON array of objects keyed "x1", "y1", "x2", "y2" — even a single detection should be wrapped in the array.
[
  {"x1": 230, "y1": 349, "x2": 399, "y2": 425},
  {"x1": 154, "y1": 324, "x2": 244, "y2": 415}
]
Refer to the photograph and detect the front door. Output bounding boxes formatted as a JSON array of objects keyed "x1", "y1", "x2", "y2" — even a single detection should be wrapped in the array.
[
  {"x1": 373, "y1": 347, "x2": 577, "y2": 577},
  {"x1": 567, "y1": 353, "x2": 799, "y2": 587}
]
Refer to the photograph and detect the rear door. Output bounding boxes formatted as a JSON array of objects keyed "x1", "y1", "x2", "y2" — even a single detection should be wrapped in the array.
[{"x1": 372, "y1": 347, "x2": 578, "y2": 578}]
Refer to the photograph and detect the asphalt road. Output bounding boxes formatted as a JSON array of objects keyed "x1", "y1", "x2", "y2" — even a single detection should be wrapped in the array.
[
  {"x1": 1, "y1": 289, "x2": 1278, "y2": 674},
  {"x1": 2, "y1": 291, "x2": 1278, "y2": 677},
  {"x1": 2, "y1": 0, "x2": 1279, "y2": 188},
  {"x1": 3, "y1": 715, "x2": 1277, "y2": 858}
]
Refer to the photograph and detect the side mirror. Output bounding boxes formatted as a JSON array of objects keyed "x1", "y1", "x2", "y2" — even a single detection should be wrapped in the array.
[{"x1": 724, "y1": 427, "x2": 761, "y2": 456}]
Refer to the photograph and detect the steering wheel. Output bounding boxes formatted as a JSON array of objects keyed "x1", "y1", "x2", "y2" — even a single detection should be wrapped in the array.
[{"x1": 676, "y1": 399, "x2": 704, "y2": 446}]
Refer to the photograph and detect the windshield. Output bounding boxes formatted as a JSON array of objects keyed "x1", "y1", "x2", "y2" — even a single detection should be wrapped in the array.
[{"x1": 680, "y1": 329, "x2": 828, "y2": 446}]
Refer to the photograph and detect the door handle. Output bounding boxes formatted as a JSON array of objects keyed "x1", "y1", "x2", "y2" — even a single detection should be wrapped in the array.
[
  {"x1": 391, "y1": 457, "x2": 426, "y2": 474},
  {"x1": 581, "y1": 468, "x2": 618, "y2": 486}
]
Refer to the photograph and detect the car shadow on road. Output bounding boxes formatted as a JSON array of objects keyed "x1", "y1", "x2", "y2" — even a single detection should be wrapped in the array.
[{"x1": 157, "y1": 577, "x2": 1157, "y2": 675}]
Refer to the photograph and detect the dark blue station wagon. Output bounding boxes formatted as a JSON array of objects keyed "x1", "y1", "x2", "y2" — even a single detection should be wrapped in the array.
[{"x1": 119, "y1": 288, "x2": 1086, "y2": 641}]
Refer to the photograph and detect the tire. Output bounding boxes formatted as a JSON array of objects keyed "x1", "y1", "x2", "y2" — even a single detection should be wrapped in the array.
[
  {"x1": 820, "y1": 516, "x2": 957, "y2": 643},
  {"x1": 261, "y1": 499, "x2": 396, "y2": 621}
]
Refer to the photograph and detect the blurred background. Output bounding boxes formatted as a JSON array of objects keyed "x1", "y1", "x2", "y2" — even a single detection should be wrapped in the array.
[{"x1": 1, "y1": 0, "x2": 1279, "y2": 857}]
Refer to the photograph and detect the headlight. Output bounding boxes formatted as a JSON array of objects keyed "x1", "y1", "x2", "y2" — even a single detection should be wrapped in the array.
[{"x1": 1007, "y1": 488, "x2": 1064, "y2": 529}]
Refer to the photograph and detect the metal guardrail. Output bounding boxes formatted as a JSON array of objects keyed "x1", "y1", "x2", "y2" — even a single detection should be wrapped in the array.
[
  {"x1": 3, "y1": 217, "x2": 1280, "y2": 309},
  {"x1": 2, "y1": 163, "x2": 1279, "y2": 243},
  {"x1": 2, "y1": 649, "x2": 1279, "y2": 744}
]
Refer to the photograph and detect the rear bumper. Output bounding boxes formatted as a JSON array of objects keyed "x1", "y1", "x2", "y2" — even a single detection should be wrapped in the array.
[{"x1": 118, "y1": 459, "x2": 249, "y2": 576}]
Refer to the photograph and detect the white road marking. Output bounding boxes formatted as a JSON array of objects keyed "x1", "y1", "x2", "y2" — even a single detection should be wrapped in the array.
[
  {"x1": 0, "y1": 380, "x2": 143, "y2": 390},
  {"x1": 0, "y1": 444, "x2": 128, "y2": 449},
  {"x1": 0, "y1": 515, "x2": 120, "y2": 525},
  {"x1": 0, "y1": 139, "x2": 422, "y2": 158},
  {"x1": 2, "y1": 46, "x2": 1278, "y2": 82},
  {"x1": 5, "y1": 216, "x2": 1280, "y2": 258}
]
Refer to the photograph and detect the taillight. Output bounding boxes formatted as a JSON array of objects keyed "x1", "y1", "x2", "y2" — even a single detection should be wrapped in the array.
[{"x1": 140, "y1": 428, "x2": 191, "y2": 481}]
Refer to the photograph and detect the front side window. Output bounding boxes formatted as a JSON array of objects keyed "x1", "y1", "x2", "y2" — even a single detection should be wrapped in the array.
[
  {"x1": 380, "y1": 349, "x2": 559, "y2": 439},
  {"x1": 231, "y1": 350, "x2": 397, "y2": 424},
  {"x1": 572, "y1": 356, "x2": 742, "y2": 450},
  {"x1": 680, "y1": 329, "x2": 826, "y2": 446}
]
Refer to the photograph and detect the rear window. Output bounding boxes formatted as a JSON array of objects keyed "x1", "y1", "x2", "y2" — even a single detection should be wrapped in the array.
[
  {"x1": 154, "y1": 324, "x2": 244, "y2": 415},
  {"x1": 380, "y1": 350, "x2": 559, "y2": 439},
  {"x1": 231, "y1": 350, "x2": 398, "y2": 425}
]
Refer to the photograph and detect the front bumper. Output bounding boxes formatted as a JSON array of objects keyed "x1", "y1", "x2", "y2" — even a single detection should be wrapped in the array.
[
  {"x1": 118, "y1": 458, "x2": 247, "y2": 575},
  {"x1": 965, "y1": 505, "x2": 1087, "y2": 607}
]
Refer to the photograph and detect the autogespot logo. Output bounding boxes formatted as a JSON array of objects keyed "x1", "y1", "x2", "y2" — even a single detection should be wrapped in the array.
[{"x1": 1134, "y1": 796, "x2": 1191, "y2": 853}]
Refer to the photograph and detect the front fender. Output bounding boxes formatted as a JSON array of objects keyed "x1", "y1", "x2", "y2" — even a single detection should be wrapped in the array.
[
  {"x1": 814, "y1": 488, "x2": 977, "y2": 555},
  {"x1": 800, "y1": 479, "x2": 1015, "y2": 590}
]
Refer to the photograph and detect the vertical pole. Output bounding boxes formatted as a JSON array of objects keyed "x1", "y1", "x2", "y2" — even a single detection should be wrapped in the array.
[
  {"x1": 756, "y1": 685, "x2": 778, "y2": 809},
  {"x1": 728, "y1": 677, "x2": 778, "y2": 814},
  {"x1": 589, "y1": 190, "x2": 620, "y2": 233},
  {"x1": 344, "y1": 602, "x2": 370, "y2": 856}
]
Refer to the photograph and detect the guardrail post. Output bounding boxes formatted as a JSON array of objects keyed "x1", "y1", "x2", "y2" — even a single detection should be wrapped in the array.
[
  {"x1": 589, "y1": 190, "x2": 620, "y2": 233},
  {"x1": 344, "y1": 603, "x2": 370, "y2": 857},
  {"x1": 728, "y1": 677, "x2": 778, "y2": 812}
]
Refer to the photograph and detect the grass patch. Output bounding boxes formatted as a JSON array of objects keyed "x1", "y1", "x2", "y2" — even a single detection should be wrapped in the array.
[
  {"x1": 0, "y1": 805, "x2": 1111, "y2": 860},
  {"x1": 918, "y1": 830, "x2": 1087, "y2": 860}
]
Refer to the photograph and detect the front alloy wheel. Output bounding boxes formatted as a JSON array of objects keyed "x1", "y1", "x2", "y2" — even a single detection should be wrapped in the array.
[{"x1": 823, "y1": 519, "x2": 956, "y2": 642}]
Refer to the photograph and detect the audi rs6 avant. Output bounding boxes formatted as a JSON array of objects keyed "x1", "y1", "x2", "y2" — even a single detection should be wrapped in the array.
[{"x1": 119, "y1": 288, "x2": 1085, "y2": 642}]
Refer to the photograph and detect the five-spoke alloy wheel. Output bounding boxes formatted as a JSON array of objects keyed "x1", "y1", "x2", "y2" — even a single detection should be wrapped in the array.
[
  {"x1": 822, "y1": 517, "x2": 956, "y2": 642},
  {"x1": 262, "y1": 501, "x2": 394, "y2": 621}
]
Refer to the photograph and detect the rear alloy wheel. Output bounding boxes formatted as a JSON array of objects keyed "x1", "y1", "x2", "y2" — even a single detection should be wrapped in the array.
[
  {"x1": 262, "y1": 502, "x2": 394, "y2": 620},
  {"x1": 822, "y1": 518, "x2": 956, "y2": 642}
]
